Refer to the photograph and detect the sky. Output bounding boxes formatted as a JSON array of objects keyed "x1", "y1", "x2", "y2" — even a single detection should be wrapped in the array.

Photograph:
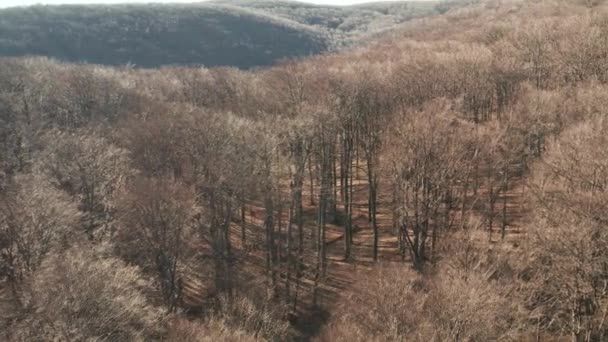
[{"x1": 0, "y1": 0, "x2": 399, "y2": 7}]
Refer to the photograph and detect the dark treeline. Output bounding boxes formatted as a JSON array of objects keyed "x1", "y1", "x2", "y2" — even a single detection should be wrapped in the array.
[
  {"x1": 0, "y1": 0, "x2": 442, "y2": 68},
  {"x1": 2, "y1": 0, "x2": 608, "y2": 340}
]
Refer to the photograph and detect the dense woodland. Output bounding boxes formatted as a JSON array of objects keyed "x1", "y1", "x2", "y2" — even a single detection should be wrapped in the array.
[
  {"x1": 0, "y1": 0, "x2": 441, "y2": 68},
  {"x1": 2, "y1": 0, "x2": 608, "y2": 340}
]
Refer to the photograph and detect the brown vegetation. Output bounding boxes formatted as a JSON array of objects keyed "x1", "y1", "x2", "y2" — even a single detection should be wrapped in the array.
[{"x1": 2, "y1": 0, "x2": 608, "y2": 340}]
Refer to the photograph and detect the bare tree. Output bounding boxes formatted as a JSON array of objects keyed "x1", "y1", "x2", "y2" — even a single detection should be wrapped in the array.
[
  {"x1": 117, "y1": 178, "x2": 198, "y2": 312},
  {"x1": 36, "y1": 130, "x2": 132, "y2": 238},
  {"x1": 387, "y1": 102, "x2": 468, "y2": 269},
  {"x1": 7, "y1": 246, "x2": 162, "y2": 341},
  {"x1": 525, "y1": 116, "x2": 608, "y2": 340},
  {"x1": 0, "y1": 175, "x2": 81, "y2": 284}
]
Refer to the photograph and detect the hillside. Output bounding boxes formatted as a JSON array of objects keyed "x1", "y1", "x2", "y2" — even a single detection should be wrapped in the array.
[{"x1": 0, "y1": 1, "x2": 441, "y2": 68}]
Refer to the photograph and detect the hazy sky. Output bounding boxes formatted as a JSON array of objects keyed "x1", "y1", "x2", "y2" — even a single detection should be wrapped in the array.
[{"x1": 0, "y1": 0, "x2": 399, "y2": 7}]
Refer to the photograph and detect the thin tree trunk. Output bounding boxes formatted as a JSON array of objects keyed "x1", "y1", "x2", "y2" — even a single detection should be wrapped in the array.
[
  {"x1": 356, "y1": 130, "x2": 360, "y2": 180},
  {"x1": 293, "y1": 143, "x2": 306, "y2": 314},
  {"x1": 430, "y1": 191, "x2": 439, "y2": 262},
  {"x1": 488, "y1": 178, "x2": 495, "y2": 242},
  {"x1": 348, "y1": 148, "x2": 354, "y2": 246},
  {"x1": 277, "y1": 194, "x2": 283, "y2": 285},
  {"x1": 318, "y1": 136, "x2": 329, "y2": 275},
  {"x1": 308, "y1": 154, "x2": 315, "y2": 205},
  {"x1": 367, "y1": 156, "x2": 379, "y2": 262},
  {"x1": 501, "y1": 164, "x2": 509, "y2": 240},
  {"x1": 241, "y1": 201, "x2": 246, "y2": 245},
  {"x1": 372, "y1": 181, "x2": 378, "y2": 261},
  {"x1": 332, "y1": 144, "x2": 338, "y2": 220},
  {"x1": 264, "y1": 195, "x2": 276, "y2": 292},
  {"x1": 340, "y1": 144, "x2": 346, "y2": 204},
  {"x1": 223, "y1": 201, "x2": 233, "y2": 293},
  {"x1": 318, "y1": 168, "x2": 327, "y2": 275},
  {"x1": 285, "y1": 201, "x2": 293, "y2": 304},
  {"x1": 343, "y1": 131, "x2": 352, "y2": 260}
]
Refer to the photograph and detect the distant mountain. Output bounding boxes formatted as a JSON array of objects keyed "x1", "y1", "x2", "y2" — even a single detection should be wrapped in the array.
[{"x1": 0, "y1": 1, "x2": 442, "y2": 68}]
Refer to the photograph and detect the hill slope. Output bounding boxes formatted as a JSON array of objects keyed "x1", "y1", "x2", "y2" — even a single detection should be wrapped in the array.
[{"x1": 0, "y1": 1, "x2": 441, "y2": 68}]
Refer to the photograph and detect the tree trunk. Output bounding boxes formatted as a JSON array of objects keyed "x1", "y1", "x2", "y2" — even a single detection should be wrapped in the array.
[
  {"x1": 285, "y1": 201, "x2": 293, "y2": 304},
  {"x1": 343, "y1": 131, "x2": 353, "y2": 260},
  {"x1": 501, "y1": 164, "x2": 509, "y2": 240},
  {"x1": 488, "y1": 174, "x2": 495, "y2": 242},
  {"x1": 241, "y1": 201, "x2": 246, "y2": 245},
  {"x1": 321, "y1": 142, "x2": 329, "y2": 274},
  {"x1": 264, "y1": 195, "x2": 276, "y2": 291},
  {"x1": 332, "y1": 143, "x2": 338, "y2": 220},
  {"x1": 367, "y1": 156, "x2": 379, "y2": 262},
  {"x1": 308, "y1": 154, "x2": 315, "y2": 205}
]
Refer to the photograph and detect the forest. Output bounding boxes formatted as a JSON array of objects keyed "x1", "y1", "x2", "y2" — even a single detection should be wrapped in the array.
[
  {"x1": 0, "y1": 0, "x2": 441, "y2": 68},
  {"x1": 2, "y1": 0, "x2": 608, "y2": 340}
]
